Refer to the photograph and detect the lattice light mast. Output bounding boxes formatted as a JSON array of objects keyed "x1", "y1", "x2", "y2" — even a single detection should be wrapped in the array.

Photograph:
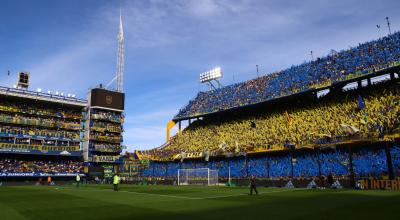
[
  {"x1": 200, "y1": 67, "x2": 223, "y2": 91},
  {"x1": 116, "y1": 11, "x2": 125, "y2": 93}
]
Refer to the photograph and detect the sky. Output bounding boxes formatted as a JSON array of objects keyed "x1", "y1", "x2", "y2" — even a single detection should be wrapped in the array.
[{"x1": 0, "y1": 0, "x2": 400, "y2": 151}]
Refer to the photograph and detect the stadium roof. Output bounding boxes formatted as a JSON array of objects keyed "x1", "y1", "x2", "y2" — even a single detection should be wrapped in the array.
[{"x1": 0, "y1": 85, "x2": 87, "y2": 107}]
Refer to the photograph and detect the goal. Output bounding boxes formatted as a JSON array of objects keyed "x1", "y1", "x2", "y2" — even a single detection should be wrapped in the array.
[{"x1": 178, "y1": 168, "x2": 218, "y2": 186}]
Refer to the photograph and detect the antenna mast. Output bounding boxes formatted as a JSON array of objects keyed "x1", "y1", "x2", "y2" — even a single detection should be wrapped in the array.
[{"x1": 116, "y1": 9, "x2": 125, "y2": 92}]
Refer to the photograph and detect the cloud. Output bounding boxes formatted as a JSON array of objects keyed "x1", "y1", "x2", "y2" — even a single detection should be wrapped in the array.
[{"x1": 124, "y1": 125, "x2": 166, "y2": 151}]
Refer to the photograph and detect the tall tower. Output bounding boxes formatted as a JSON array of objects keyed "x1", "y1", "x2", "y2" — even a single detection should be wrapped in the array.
[{"x1": 116, "y1": 10, "x2": 125, "y2": 92}]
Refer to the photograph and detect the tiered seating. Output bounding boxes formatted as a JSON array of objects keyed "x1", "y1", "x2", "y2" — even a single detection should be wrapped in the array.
[
  {"x1": 165, "y1": 84, "x2": 399, "y2": 156},
  {"x1": 177, "y1": 32, "x2": 400, "y2": 118},
  {"x1": 140, "y1": 145, "x2": 398, "y2": 179},
  {"x1": 0, "y1": 100, "x2": 83, "y2": 151},
  {"x1": 0, "y1": 158, "x2": 83, "y2": 174}
]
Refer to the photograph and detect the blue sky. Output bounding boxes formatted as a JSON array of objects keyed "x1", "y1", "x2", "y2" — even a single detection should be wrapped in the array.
[{"x1": 0, "y1": 0, "x2": 399, "y2": 151}]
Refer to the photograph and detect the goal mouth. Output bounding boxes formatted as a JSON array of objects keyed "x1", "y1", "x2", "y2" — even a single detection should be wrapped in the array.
[{"x1": 178, "y1": 168, "x2": 218, "y2": 186}]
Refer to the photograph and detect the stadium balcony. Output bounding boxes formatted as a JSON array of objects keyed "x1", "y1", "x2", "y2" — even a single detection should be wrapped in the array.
[
  {"x1": 91, "y1": 110, "x2": 124, "y2": 123},
  {"x1": 0, "y1": 114, "x2": 81, "y2": 131},
  {"x1": 0, "y1": 100, "x2": 83, "y2": 120}
]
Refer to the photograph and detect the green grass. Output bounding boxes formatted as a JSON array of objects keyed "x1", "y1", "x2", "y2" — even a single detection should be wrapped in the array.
[{"x1": 0, "y1": 184, "x2": 399, "y2": 220}]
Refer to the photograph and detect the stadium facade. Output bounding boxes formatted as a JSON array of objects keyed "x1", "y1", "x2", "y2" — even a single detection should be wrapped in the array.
[{"x1": 0, "y1": 84, "x2": 125, "y2": 181}]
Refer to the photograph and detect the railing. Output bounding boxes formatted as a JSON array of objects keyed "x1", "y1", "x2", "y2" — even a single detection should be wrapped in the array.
[{"x1": 0, "y1": 115, "x2": 81, "y2": 130}]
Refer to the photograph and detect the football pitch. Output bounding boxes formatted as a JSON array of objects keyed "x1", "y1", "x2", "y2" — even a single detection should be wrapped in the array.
[{"x1": 1, "y1": 185, "x2": 399, "y2": 220}]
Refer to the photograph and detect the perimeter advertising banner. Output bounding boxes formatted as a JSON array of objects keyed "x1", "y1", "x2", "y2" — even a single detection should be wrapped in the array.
[
  {"x1": 0, "y1": 173, "x2": 84, "y2": 177},
  {"x1": 358, "y1": 179, "x2": 400, "y2": 190},
  {"x1": 90, "y1": 88, "x2": 125, "y2": 111},
  {"x1": 0, "y1": 148, "x2": 82, "y2": 156},
  {"x1": 103, "y1": 165, "x2": 114, "y2": 178},
  {"x1": 0, "y1": 133, "x2": 79, "y2": 142}
]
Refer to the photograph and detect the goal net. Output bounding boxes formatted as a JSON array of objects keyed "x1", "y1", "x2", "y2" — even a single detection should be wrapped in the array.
[{"x1": 178, "y1": 168, "x2": 218, "y2": 186}]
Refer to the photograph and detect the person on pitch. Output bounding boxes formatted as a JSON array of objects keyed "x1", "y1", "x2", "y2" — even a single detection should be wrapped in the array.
[
  {"x1": 47, "y1": 176, "x2": 52, "y2": 186},
  {"x1": 76, "y1": 174, "x2": 81, "y2": 188},
  {"x1": 113, "y1": 173, "x2": 120, "y2": 191},
  {"x1": 249, "y1": 175, "x2": 258, "y2": 195}
]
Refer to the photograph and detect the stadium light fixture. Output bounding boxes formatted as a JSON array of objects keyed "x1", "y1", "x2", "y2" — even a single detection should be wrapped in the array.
[
  {"x1": 199, "y1": 67, "x2": 224, "y2": 91},
  {"x1": 72, "y1": 94, "x2": 76, "y2": 98},
  {"x1": 61, "y1": 92, "x2": 64, "y2": 96},
  {"x1": 200, "y1": 67, "x2": 222, "y2": 83},
  {"x1": 55, "y1": 91, "x2": 59, "y2": 95},
  {"x1": 37, "y1": 88, "x2": 42, "y2": 93},
  {"x1": 67, "y1": 94, "x2": 71, "y2": 97},
  {"x1": 48, "y1": 90, "x2": 51, "y2": 94}
]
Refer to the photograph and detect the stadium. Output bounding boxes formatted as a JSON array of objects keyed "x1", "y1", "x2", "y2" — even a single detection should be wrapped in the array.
[{"x1": 1, "y1": 1, "x2": 400, "y2": 220}]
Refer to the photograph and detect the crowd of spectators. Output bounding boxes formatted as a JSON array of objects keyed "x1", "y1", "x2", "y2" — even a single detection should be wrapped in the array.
[
  {"x1": 0, "y1": 101, "x2": 83, "y2": 150},
  {"x1": 92, "y1": 143, "x2": 122, "y2": 152},
  {"x1": 165, "y1": 84, "x2": 399, "y2": 156},
  {"x1": 247, "y1": 157, "x2": 268, "y2": 177},
  {"x1": 268, "y1": 155, "x2": 292, "y2": 177},
  {"x1": 177, "y1": 32, "x2": 400, "y2": 118},
  {"x1": 0, "y1": 125, "x2": 80, "y2": 140},
  {"x1": 0, "y1": 158, "x2": 83, "y2": 174},
  {"x1": 293, "y1": 152, "x2": 319, "y2": 177},
  {"x1": 90, "y1": 132, "x2": 122, "y2": 143},
  {"x1": 89, "y1": 110, "x2": 123, "y2": 154},
  {"x1": 0, "y1": 113, "x2": 81, "y2": 130},
  {"x1": 319, "y1": 149, "x2": 349, "y2": 176},
  {"x1": 91, "y1": 121, "x2": 122, "y2": 133},
  {"x1": 140, "y1": 145, "x2": 397, "y2": 179},
  {"x1": 0, "y1": 101, "x2": 82, "y2": 119},
  {"x1": 391, "y1": 145, "x2": 400, "y2": 177},
  {"x1": 91, "y1": 110, "x2": 123, "y2": 123},
  {"x1": 352, "y1": 147, "x2": 387, "y2": 177}
]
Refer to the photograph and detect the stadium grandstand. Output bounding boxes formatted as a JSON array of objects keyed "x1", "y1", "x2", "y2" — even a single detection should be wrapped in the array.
[
  {"x1": 135, "y1": 32, "x2": 400, "y2": 188},
  {"x1": 0, "y1": 83, "x2": 125, "y2": 184},
  {"x1": 0, "y1": 85, "x2": 86, "y2": 182}
]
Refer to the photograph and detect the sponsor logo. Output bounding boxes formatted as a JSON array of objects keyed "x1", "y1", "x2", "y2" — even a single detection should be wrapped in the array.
[
  {"x1": 60, "y1": 151, "x2": 71, "y2": 155},
  {"x1": 358, "y1": 179, "x2": 400, "y2": 190},
  {"x1": 106, "y1": 95, "x2": 113, "y2": 104},
  {"x1": 0, "y1": 173, "x2": 85, "y2": 177}
]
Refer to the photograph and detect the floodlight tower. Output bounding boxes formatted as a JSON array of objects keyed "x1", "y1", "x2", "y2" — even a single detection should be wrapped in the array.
[
  {"x1": 200, "y1": 67, "x2": 223, "y2": 91},
  {"x1": 116, "y1": 10, "x2": 125, "y2": 92}
]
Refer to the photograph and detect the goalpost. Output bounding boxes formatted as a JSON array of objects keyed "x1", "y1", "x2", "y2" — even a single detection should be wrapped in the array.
[{"x1": 178, "y1": 168, "x2": 218, "y2": 186}]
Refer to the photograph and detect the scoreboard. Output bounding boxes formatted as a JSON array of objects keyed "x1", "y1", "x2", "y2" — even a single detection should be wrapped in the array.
[{"x1": 90, "y1": 88, "x2": 125, "y2": 111}]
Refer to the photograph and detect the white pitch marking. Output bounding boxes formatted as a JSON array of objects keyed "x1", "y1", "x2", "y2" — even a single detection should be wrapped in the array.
[
  {"x1": 57, "y1": 187, "x2": 307, "y2": 200},
  {"x1": 58, "y1": 188, "x2": 197, "y2": 200},
  {"x1": 192, "y1": 188, "x2": 308, "y2": 200}
]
